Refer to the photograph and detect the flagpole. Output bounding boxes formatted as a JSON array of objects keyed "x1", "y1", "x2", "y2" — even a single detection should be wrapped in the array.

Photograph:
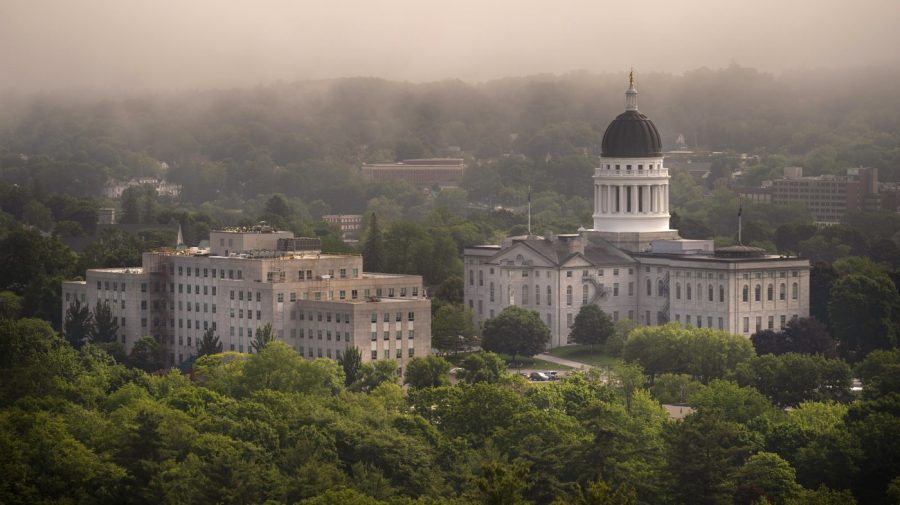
[
  {"x1": 738, "y1": 200, "x2": 743, "y2": 245},
  {"x1": 527, "y1": 186, "x2": 532, "y2": 236}
]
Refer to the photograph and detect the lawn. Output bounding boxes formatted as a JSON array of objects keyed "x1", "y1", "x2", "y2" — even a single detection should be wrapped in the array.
[
  {"x1": 444, "y1": 351, "x2": 573, "y2": 371},
  {"x1": 546, "y1": 344, "x2": 622, "y2": 368}
]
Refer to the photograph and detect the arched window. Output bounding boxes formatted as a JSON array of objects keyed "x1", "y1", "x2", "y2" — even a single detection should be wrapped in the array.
[
  {"x1": 754, "y1": 284, "x2": 761, "y2": 302},
  {"x1": 547, "y1": 286, "x2": 552, "y2": 305},
  {"x1": 767, "y1": 284, "x2": 773, "y2": 301},
  {"x1": 535, "y1": 285, "x2": 540, "y2": 305},
  {"x1": 779, "y1": 283, "x2": 786, "y2": 300},
  {"x1": 489, "y1": 282, "x2": 495, "y2": 302},
  {"x1": 719, "y1": 285, "x2": 725, "y2": 303},
  {"x1": 582, "y1": 284, "x2": 589, "y2": 305},
  {"x1": 676, "y1": 282, "x2": 682, "y2": 300},
  {"x1": 686, "y1": 284, "x2": 692, "y2": 300},
  {"x1": 646, "y1": 279, "x2": 652, "y2": 296},
  {"x1": 657, "y1": 279, "x2": 664, "y2": 297},
  {"x1": 522, "y1": 285, "x2": 529, "y2": 304},
  {"x1": 566, "y1": 286, "x2": 573, "y2": 306},
  {"x1": 742, "y1": 285, "x2": 749, "y2": 302},
  {"x1": 792, "y1": 282, "x2": 798, "y2": 300},
  {"x1": 708, "y1": 284, "x2": 714, "y2": 302}
]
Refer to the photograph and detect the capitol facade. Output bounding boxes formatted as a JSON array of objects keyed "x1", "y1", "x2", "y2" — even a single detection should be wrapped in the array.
[{"x1": 464, "y1": 75, "x2": 810, "y2": 347}]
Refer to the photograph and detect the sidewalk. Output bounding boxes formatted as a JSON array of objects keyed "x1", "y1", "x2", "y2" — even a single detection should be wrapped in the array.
[{"x1": 534, "y1": 353, "x2": 594, "y2": 370}]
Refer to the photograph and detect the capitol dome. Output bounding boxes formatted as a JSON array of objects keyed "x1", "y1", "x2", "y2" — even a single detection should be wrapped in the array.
[
  {"x1": 600, "y1": 72, "x2": 662, "y2": 158},
  {"x1": 601, "y1": 110, "x2": 662, "y2": 158}
]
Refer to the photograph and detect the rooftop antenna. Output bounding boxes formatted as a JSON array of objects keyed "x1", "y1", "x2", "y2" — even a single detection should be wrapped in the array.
[
  {"x1": 737, "y1": 200, "x2": 743, "y2": 245},
  {"x1": 527, "y1": 185, "x2": 532, "y2": 236}
]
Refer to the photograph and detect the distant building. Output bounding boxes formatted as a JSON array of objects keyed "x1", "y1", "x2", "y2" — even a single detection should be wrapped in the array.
[
  {"x1": 104, "y1": 178, "x2": 182, "y2": 199},
  {"x1": 322, "y1": 214, "x2": 363, "y2": 239},
  {"x1": 465, "y1": 76, "x2": 810, "y2": 347},
  {"x1": 361, "y1": 158, "x2": 465, "y2": 187},
  {"x1": 62, "y1": 226, "x2": 430, "y2": 370},
  {"x1": 770, "y1": 166, "x2": 879, "y2": 223},
  {"x1": 98, "y1": 208, "x2": 116, "y2": 225},
  {"x1": 733, "y1": 183, "x2": 772, "y2": 203}
]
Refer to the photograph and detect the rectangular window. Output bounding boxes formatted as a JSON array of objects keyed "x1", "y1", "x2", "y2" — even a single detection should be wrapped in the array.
[{"x1": 372, "y1": 350, "x2": 378, "y2": 360}]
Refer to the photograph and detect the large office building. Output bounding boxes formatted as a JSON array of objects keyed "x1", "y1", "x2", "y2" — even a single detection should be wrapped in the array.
[
  {"x1": 361, "y1": 158, "x2": 465, "y2": 187},
  {"x1": 465, "y1": 75, "x2": 810, "y2": 347},
  {"x1": 770, "y1": 166, "x2": 880, "y2": 223},
  {"x1": 62, "y1": 226, "x2": 431, "y2": 369}
]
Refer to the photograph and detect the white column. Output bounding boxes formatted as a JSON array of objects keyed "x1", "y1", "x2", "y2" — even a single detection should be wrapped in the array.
[
  {"x1": 630, "y1": 185, "x2": 637, "y2": 214},
  {"x1": 650, "y1": 185, "x2": 657, "y2": 213}
]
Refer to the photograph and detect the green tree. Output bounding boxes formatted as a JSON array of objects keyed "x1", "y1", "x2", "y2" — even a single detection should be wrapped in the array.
[
  {"x1": 855, "y1": 348, "x2": 900, "y2": 399},
  {"x1": 63, "y1": 298, "x2": 93, "y2": 348},
  {"x1": 665, "y1": 410, "x2": 754, "y2": 505},
  {"x1": 650, "y1": 373, "x2": 703, "y2": 405},
  {"x1": 196, "y1": 327, "x2": 222, "y2": 357},
  {"x1": 751, "y1": 317, "x2": 835, "y2": 357},
  {"x1": 403, "y1": 355, "x2": 451, "y2": 389},
  {"x1": 689, "y1": 379, "x2": 775, "y2": 424},
  {"x1": 431, "y1": 303, "x2": 477, "y2": 354},
  {"x1": 250, "y1": 322, "x2": 275, "y2": 353},
  {"x1": 828, "y1": 274, "x2": 900, "y2": 361},
  {"x1": 733, "y1": 452, "x2": 802, "y2": 505},
  {"x1": 465, "y1": 460, "x2": 531, "y2": 505},
  {"x1": 362, "y1": 213, "x2": 385, "y2": 272},
  {"x1": 0, "y1": 291, "x2": 23, "y2": 320},
  {"x1": 129, "y1": 336, "x2": 166, "y2": 372},
  {"x1": 351, "y1": 359, "x2": 398, "y2": 392},
  {"x1": 457, "y1": 351, "x2": 508, "y2": 384},
  {"x1": 482, "y1": 306, "x2": 550, "y2": 363},
  {"x1": 91, "y1": 300, "x2": 119, "y2": 344},
  {"x1": 735, "y1": 353, "x2": 852, "y2": 407},
  {"x1": 562, "y1": 479, "x2": 637, "y2": 505},
  {"x1": 339, "y1": 346, "x2": 362, "y2": 387},
  {"x1": 569, "y1": 304, "x2": 615, "y2": 351},
  {"x1": 435, "y1": 274, "x2": 464, "y2": 305}
]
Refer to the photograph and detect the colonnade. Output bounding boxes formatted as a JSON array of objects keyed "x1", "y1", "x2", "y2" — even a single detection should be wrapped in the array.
[{"x1": 594, "y1": 183, "x2": 668, "y2": 215}]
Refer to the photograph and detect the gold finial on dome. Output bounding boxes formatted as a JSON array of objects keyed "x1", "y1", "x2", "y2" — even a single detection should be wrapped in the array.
[{"x1": 629, "y1": 68, "x2": 634, "y2": 87}]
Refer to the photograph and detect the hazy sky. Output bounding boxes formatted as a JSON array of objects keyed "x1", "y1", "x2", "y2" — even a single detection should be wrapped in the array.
[{"x1": 2, "y1": 0, "x2": 899, "y2": 91}]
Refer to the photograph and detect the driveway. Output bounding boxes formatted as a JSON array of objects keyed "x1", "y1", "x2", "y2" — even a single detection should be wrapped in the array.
[{"x1": 534, "y1": 353, "x2": 594, "y2": 370}]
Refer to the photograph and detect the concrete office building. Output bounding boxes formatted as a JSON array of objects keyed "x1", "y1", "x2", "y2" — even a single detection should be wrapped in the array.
[
  {"x1": 361, "y1": 158, "x2": 465, "y2": 187},
  {"x1": 62, "y1": 226, "x2": 431, "y2": 369},
  {"x1": 464, "y1": 75, "x2": 810, "y2": 347}
]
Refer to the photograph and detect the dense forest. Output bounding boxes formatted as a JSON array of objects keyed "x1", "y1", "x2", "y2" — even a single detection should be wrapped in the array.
[
  {"x1": 0, "y1": 65, "x2": 899, "y2": 503},
  {"x1": 2, "y1": 309, "x2": 900, "y2": 505}
]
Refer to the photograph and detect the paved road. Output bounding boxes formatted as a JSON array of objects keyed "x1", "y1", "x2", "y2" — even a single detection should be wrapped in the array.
[{"x1": 535, "y1": 353, "x2": 594, "y2": 370}]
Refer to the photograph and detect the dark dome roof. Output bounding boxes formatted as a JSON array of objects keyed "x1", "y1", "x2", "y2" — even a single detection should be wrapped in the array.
[{"x1": 601, "y1": 110, "x2": 662, "y2": 158}]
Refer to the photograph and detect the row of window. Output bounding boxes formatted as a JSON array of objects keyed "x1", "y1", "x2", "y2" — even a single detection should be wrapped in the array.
[
  {"x1": 369, "y1": 330, "x2": 417, "y2": 341},
  {"x1": 176, "y1": 265, "x2": 243, "y2": 280},
  {"x1": 289, "y1": 328, "x2": 352, "y2": 341},
  {"x1": 371, "y1": 348, "x2": 415, "y2": 360},
  {"x1": 740, "y1": 283, "x2": 799, "y2": 303},
  {"x1": 673, "y1": 314, "x2": 725, "y2": 329},
  {"x1": 370, "y1": 312, "x2": 417, "y2": 322},
  {"x1": 290, "y1": 311, "x2": 353, "y2": 323},
  {"x1": 277, "y1": 286, "x2": 418, "y2": 303},
  {"x1": 470, "y1": 267, "x2": 635, "y2": 286},
  {"x1": 603, "y1": 163, "x2": 662, "y2": 171},
  {"x1": 230, "y1": 308, "x2": 261, "y2": 320}
]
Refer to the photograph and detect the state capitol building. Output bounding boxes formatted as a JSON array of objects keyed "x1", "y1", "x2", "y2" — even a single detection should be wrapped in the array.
[{"x1": 465, "y1": 76, "x2": 810, "y2": 347}]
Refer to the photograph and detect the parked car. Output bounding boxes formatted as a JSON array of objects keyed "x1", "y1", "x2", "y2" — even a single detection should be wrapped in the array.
[
  {"x1": 529, "y1": 372, "x2": 550, "y2": 381},
  {"x1": 546, "y1": 371, "x2": 560, "y2": 380}
]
